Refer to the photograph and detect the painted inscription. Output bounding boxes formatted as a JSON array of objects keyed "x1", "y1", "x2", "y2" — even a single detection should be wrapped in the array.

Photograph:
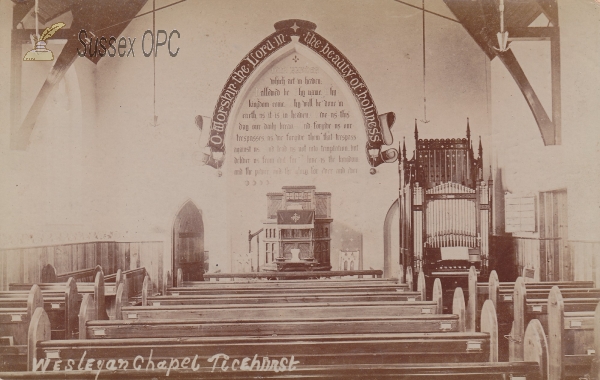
[
  {"x1": 229, "y1": 52, "x2": 361, "y2": 183},
  {"x1": 205, "y1": 19, "x2": 386, "y2": 169}
]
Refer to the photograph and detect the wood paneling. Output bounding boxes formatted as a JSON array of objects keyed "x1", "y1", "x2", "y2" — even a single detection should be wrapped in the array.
[
  {"x1": 0, "y1": 241, "x2": 164, "y2": 291},
  {"x1": 570, "y1": 241, "x2": 600, "y2": 286}
]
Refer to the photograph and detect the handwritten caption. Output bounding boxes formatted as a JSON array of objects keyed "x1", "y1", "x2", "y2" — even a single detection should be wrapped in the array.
[{"x1": 33, "y1": 350, "x2": 300, "y2": 379}]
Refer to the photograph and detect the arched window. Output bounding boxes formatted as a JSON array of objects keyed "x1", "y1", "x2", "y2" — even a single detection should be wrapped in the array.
[
  {"x1": 344, "y1": 261, "x2": 348, "y2": 271},
  {"x1": 350, "y1": 261, "x2": 354, "y2": 271}
]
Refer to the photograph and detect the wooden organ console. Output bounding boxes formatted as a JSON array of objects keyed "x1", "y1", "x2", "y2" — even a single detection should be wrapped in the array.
[{"x1": 398, "y1": 121, "x2": 492, "y2": 296}]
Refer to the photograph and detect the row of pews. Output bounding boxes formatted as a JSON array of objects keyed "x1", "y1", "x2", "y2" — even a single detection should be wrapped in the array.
[
  {"x1": 0, "y1": 265, "x2": 147, "y2": 372},
  {"x1": 469, "y1": 267, "x2": 600, "y2": 380},
  {"x1": 0, "y1": 268, "x2": 547, "y2": 379},
  {"x1": 2, "y1": 264, "x2": 599, "y2": 379}
]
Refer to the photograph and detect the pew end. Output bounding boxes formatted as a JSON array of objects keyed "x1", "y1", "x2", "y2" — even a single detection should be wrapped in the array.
[
  {"x1": 26, "y1": 307, "x2": 51, "y2": 371},
  {"x1": 432, "y1": 278, "x2": 443, "y2": 313},
  {"x1": 78, "y1": 294, "x2": 96, "y2": 339},
  {"x1": 488, "y1": 269, "x2": 499, "y2": 310},
  {"x1": 64, "y1": 278, "x2": 79, "y2": 339},
  {"x1": 40, "y1": 264, "x2": 57, "y2": 283},
  {"x1": 177, "y1": 268, "x2": 183, "y2": 287},
  {"x1": 94, "y1": 269, "x2": 109, "y2": 320},
  {"x1": 481, "y1": 299, "x2": 499, "y2": 362},
  {"x1": 114, "y1": 282, "x2": 126, "y2": 320},
  {"x1": 522, "y1": 318, "x2": 549, "y2": 380},
  {"x1": 164, "y1": 270, "x2": 172, "y2": 295},
  {"x1": 466, "y1": 265, "x2": 477, "y2": 332},
  {"x1": 406, "y1": 266, "x2": 414, "y2": 291},
  {"x1": 26, "y1": 285, "x2": 43, "y2": 318},
  {"x1": 452, "y1": 287, "x2": 466, "y2": 332},
  {"x1": 417, "y1": 270, "x2": 426, "y2": 301}
]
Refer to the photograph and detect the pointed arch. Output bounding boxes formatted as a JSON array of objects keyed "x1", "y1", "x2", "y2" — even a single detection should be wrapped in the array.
[
  {"x1": 172, "y1": 199, "x2": 205, "y2": 285},
  {"x1": 204, "y1": 19, "x2": 390, "y2": 169}
]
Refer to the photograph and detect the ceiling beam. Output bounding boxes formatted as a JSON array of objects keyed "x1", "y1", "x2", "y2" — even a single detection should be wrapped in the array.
[
  {"x1": 496, "y1": 50, "x2": 555, "y2": 145},
  {"x1": 12, "y1": 0, "x2": 34, "y2": 28},
  {"x1": 444, "y1": 0, "x2": 559, "y2": 146},
  {"x1": 535, "y1": 0, "x2": 558, "y2": 26},
  {"x1": 11, "y1": 0, "x2": 149, "y2": 150}
]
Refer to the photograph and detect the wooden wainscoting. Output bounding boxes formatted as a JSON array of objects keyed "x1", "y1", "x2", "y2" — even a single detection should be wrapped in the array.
[
  {"x1": 569, "y1": 240, "x2": 600, "y2": 285},
  {"x1": 0, "y1": 241, "x2": 164, "y2": 291}
]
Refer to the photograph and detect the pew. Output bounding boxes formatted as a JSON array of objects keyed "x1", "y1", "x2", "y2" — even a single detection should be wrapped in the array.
[
  {"x1": 202, "y1": 269, "x2": 383, "y2": 282},
  {"x1": 0, "y1": 285, "x2": 43, "y2": 371},
  {"x1": 0, "y1": 278, "x2": 79, "y2": 340},
  {"x1": 105, "y1": 267, "x2": 147, "y2": 300},
  {"x1": 84, "y1": 279, "x2": 459, "y2": 340},
  {"x1": 469, "y1": 270, "x2": 597, "y2": 361},
  {"x1": 547, "y1": 286, "x2": 598, "y2": 380},
  {"x1": 39, "y1": 264, "x2": 103, "y2": 283},
  {"x1": 28, "y1": 300, "x2": 492, "y2": 369},
  {"x1": 0, "y1": 296, "x2": 550, "y2": 379},
  {"x1": 13, "y1": 269, "x2": 117, "y2": 322},
  {"x1": 511, "y1": 277, "x2": 600, "y2": 361}
]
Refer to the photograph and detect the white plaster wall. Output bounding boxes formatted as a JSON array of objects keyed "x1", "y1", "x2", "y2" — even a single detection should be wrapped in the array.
[
  {"x1": 491, "y1": 0, "x2": 600, "y2": 243},
  {"x1": 91, "y1": 0, "x2": 490, "y2": 273}
]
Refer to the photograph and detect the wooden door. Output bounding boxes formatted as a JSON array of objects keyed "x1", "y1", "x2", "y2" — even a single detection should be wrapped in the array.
[{"x1": 173, "y1": 201, "x2": 205, "y2": 283}]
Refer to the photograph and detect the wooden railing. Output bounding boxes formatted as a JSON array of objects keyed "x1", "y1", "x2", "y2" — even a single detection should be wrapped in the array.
[{"x1": 203, "y1": 270, "x2": 383, "y2": 281}]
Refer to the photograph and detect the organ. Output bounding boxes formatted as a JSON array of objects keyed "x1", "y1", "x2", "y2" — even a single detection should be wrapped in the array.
[{"x1": 398, "y1": 121, "x2": 492, "y2": 294}]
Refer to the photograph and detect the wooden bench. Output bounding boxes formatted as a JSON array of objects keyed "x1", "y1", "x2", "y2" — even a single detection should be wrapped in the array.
[
  {"x1": 38, "y1": 264, "x2": 103, "y2": 284},
  {"x1": 0, "y1": 285, "x2": 43, "y2": 371},
  {"x1": 0, "y1": 278, "x2": 79, "y2": 340},
  {"x1": 0, "y1": 297, "x2": 550, "y2": 379},
  {"x1": 546, "y1": 286, "x2": 598, "y2": 380},
  {"x1": 147, "y1": 291, "x2": 424, "y2": 306},
  {"x1": 84, "y1": 278, "x2": 455, "y2": 340},
  {"x1": 202, "y1": 269, "x2": 383, "y2": 282},
  {"x1": 469, "y1": 270, "x2": 597, "y2": 361},
  {"x1": 511, "y1": 276, "x2": 600, "y2": 361},
  {"x1": 10, "y1": 269, "x2": 113, "y2": 320},
  {"x1": 105, "y1": 267, "x2": 146, "y2": 300}
]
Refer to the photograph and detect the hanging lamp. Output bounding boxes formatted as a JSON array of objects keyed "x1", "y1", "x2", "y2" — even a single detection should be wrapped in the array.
[{"x1": 420, "y1": 0, "x2": 430, "y2": 123}]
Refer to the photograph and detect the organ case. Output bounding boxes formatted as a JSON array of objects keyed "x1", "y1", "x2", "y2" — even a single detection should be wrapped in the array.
[{"x1": 398, "y1": 121, "x2": 492, "y2": 290}]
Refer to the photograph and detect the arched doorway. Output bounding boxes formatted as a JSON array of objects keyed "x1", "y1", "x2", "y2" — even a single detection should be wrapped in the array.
[{"x1": 172, "y1": 201, "x2": 205, "y2": 283}]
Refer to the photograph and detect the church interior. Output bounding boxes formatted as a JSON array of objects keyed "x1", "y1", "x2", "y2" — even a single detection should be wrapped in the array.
[{"x1": 0, "y1": 0, "x2": 599, "y2": 378}]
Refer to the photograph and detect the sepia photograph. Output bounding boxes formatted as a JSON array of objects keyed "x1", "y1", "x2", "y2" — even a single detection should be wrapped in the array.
[{"x1": 0, "y1": 0, "x2": 599, "y2": 378}]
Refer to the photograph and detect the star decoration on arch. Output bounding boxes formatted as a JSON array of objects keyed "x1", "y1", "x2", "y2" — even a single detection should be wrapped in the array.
[{"x1": 290, "y1": 22, "x2": 299, "y2": 33}]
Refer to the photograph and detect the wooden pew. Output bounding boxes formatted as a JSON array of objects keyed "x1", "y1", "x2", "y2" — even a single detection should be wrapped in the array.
[
  {"x1": 39, "y1": 264, "x2": 103, "y2": 283},
  {"x1": 547, "y1": 286, "x2": 598, "y2": 380},
  {"x1": 0, "y1": 285, "x2": 43, "y2": 371},
  {"x1": 8, "y1": 266, "x2": 112, "y2": 322},
  {"x1": 105, "y1": 267, "x2": 146, "y2": 300},
  {"x1": 202, "y1": 269, "x2": 383, "y2": 282},
  {"x1": 177, "y1": 269, "x2": 399, "y2": 287},
  {"x1": 469, "y1": 270, "x2": 596, "y2": 361},
  {"x1": 85, "y1": 280, "x2": 459, "y2": 340},
  {"x1": 511, "y1": 277, "x2": 600, "y2": 361},
  {"x1": 0, "y1": 362, "x2": 544, "y2": 379},
  {"x1": 27, "y1": 305, "x2": 493, "y2": 369},
  {"x1": 0, "y1": 278, "x2": 79, "y2": 340},
  {"x1": 0, "y1": 295, "x2": 549, "y2": 379}
]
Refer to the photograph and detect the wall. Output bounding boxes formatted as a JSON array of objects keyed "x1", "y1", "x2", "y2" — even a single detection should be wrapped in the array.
[
  {"x1": 92, "y1": 0, "x2": 490, "y2": 275},
  {"x1": 0, "y1": 240, "x2": 163, "y2": 291},
  {"x1": 490, "y1": 0, "x2": 600, "y2": 282}
]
